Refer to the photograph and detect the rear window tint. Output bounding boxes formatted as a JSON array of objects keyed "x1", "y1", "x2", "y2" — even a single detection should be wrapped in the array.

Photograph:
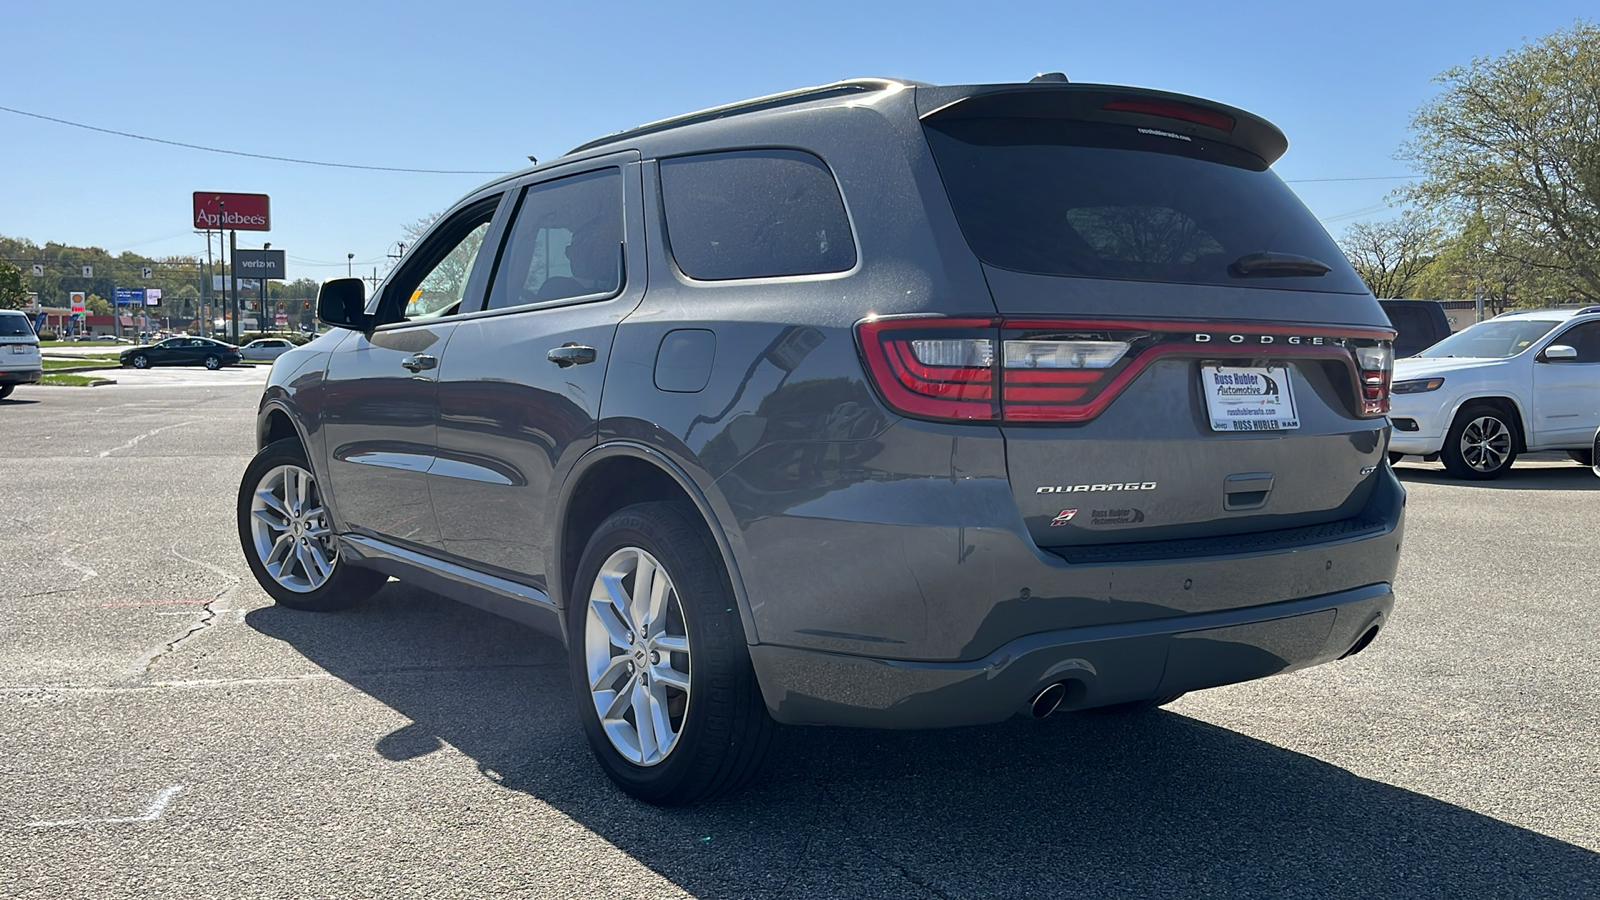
[
  {"x1": 923, "y1": 117, "x2": 1367, "y2": 293},
  {"x1": 660, "y1": 150, "x2": 855, "y2": 280},
  {"x1": 0, "y1": 314, "x2": 33, "y2": 336}
]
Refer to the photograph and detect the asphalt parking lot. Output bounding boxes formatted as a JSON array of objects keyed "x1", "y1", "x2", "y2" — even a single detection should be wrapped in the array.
[{"x1": 2, "y1": 381, "x2": 1598, "y2": 899}]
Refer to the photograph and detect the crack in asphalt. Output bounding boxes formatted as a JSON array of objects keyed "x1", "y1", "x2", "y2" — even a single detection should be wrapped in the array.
[
  {"x1": 819, "y1": 780, "x2": 953, "y2": 899},
  {"x1": 135, "y1": 542, "x2": 244, "y2": 681}
]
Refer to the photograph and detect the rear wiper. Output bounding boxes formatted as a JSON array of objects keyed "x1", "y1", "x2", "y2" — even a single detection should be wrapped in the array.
[{"x1": 1228, "y1": 252, "x2": 1332, "y2": 278}]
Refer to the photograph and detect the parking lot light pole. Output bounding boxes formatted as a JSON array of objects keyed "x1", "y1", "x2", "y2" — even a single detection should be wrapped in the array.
[{"x1": 347, "y1": 253, "x2": 354, "y2": 278}]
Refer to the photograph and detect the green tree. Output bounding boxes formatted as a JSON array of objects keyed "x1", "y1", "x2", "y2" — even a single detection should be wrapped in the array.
[
  {"x1": 1402, "y1": 21, "x2": 1600, "y2": 299},
  {"x1": 85, "y1": 293, "x2": 112, "y2": 315},
  {"x1": 1337, "y1": 212, "x2": 1443, "y2": 298},
  {"x1": 0, "y1": 261, "x2": 27, "y2": 310}
]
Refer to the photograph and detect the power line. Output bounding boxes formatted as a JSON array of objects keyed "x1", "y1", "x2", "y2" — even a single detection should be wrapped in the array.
[
  {"x1": 0, "y1": 103, "x2": 506, "y2": 175},
  {"x1": 1285, "y1": 175, "x2": 1417, "y2": 184}
]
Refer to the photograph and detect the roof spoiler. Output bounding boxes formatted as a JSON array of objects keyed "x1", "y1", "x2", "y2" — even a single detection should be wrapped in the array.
[{"x1": 915, "y1": 83, "x2": 1289, "y2": 166}]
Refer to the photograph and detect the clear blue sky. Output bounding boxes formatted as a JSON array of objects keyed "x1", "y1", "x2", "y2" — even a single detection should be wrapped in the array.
[{"x1": 0, "y1": 1, "x2": 1588, "y2": 282}]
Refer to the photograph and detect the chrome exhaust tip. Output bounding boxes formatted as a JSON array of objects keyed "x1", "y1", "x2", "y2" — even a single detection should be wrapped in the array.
[{"x1": 1030, "y1": 682, "x2": 1068, "y2": 718}]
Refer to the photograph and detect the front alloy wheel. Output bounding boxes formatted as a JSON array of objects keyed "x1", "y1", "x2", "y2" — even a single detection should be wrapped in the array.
[
  {"x1": 131, "y1": 354, "x2": 150, "y2": 369},
  {"x1": 1442, "y1": 405, "x2": 1517, "y2": 479},
  {"x1": 584, "y1": 546, "x2": 692, "y2": 766},
  {"x1": 249, "y1": 463, "x2": 338, "y2": 593},
  {"x1": 237, "y1": 438, "x2": 386, "y2": 611}
]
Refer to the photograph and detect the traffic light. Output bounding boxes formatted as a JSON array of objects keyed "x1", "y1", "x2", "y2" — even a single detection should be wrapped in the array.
[{"x1": 303, "y1": 300, "x2": 310, "y2": 310}]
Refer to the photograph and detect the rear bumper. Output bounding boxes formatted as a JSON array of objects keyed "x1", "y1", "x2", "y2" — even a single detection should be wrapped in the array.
[
  {"x1": 0, "y1": 368, "x2": 42, "y2": 386},
  {"x1": 751, "y1": 582, "x2": 1393, "y2": 727}
]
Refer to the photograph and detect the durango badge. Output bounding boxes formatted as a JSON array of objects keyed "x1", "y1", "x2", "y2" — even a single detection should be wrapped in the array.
[{"x1": 1036, "y1": 482, "x2": 1157, "y2": 493}]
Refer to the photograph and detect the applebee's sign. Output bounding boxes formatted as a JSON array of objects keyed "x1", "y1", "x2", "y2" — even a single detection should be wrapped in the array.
[{"x1": 193, "y1": 192, "x2": 271, "y2": 231}]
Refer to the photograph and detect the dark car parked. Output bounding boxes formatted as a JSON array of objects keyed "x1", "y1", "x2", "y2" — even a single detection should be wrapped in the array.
[
  {"x1": 238, "y1": 77, "x2": 1403, "y2": 804},
  {"x1": 1378, "y1": 299, "x2": 1453, "y2": 358},
  {"x1": 122, "y1": 337, "x2": 240, "y2": 370}
]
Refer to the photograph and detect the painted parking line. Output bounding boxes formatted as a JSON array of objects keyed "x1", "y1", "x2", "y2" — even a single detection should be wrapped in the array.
[{"x1": 26, "y1": 784, "x2": 186, "y2": 828}]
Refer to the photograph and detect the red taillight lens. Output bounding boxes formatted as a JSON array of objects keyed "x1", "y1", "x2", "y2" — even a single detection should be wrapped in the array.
[
  {"x1": 1101, "y1": 97, "x2": 1236, "y2": 132},
  {"x1": 859, "y1": 317, "x2": 1394, "y2": 424},
  {"x1": 1353, "y1": 343, "x2": 1393, "y2": 417},
  {"x1": 857, "y1": 318, "x2": 997, "y2": 420}
]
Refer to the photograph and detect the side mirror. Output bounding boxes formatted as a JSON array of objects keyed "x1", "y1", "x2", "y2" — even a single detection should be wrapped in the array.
[
  {"x1": 1543, "y1": 344, "x2": 1578, "y2": 361},
  {"x1": 317, "y1": 278, "x2": 374, "y2": 331}
]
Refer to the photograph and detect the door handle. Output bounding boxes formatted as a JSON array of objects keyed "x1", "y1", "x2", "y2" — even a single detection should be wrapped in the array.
[
  {"x1": 401, "y1": 354, "x2": 438, "y2": 373},
  {"x1": 547, "y1": 344, "x2": 597, "y2": 367}
]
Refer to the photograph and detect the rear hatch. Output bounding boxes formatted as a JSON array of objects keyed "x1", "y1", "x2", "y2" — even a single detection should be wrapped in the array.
[
  {"x1": 0, "y1": 313, "x2": 42, "y2": 374},
  {"x1": 913, "y1": 84, "x2": 1393, "y2": 549}
]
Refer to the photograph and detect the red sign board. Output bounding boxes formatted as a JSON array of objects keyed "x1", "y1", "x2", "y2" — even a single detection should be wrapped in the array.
[{"x1": 193, "y1": 191, "x2": 271, "y2": 231}]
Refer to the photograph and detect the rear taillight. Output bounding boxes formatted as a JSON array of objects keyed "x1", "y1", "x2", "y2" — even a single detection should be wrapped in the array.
[
  {"x1": 1353, "y1": 343, "x2": 1393, "y2": 417},
  {"x1": 858, "y1": 317, "x2": 1395, "y2": 424}
]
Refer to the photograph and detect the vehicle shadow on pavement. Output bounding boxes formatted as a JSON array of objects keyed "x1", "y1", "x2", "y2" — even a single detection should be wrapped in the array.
[
  {"x1": 1394, "y1": 463, "x2": 1600, "y2": 491},
  {"x1": 248, "y1": 585, "x2": 1600, "y2": 899}
]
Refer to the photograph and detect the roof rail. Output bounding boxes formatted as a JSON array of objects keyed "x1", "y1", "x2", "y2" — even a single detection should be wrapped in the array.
[
  {"x1": 564, "y1": 78, "x2": 912, "y2": 156},
  {"x1": 1577, "y1": 306, "x2": 1600, "y2": 315}
]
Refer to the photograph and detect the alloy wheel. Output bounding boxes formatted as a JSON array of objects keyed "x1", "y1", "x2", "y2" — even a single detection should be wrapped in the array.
[
  {"x1": 1460, "y1": 415, "x2": 1512, "y2": 473},
  {"x1": 247, "y1": 463, "x2": 338, "y2": 593},
  {"x1": 584, "y1": 546, "x2": 692, "y2": 767}
]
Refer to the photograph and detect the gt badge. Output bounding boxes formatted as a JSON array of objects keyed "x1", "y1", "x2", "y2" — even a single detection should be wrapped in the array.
[{"x1": 1050, "y1": 509, "x2": 1078, "y2": 527}]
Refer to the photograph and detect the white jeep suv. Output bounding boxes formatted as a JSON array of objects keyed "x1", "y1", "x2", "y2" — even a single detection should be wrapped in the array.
[{"x1": 1389, "y1": 307, "x2": 1600, "y2": 479}]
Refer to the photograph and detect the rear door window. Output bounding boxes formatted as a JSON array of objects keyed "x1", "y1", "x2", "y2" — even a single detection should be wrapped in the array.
[
  {"x1": 923, "y1": 117, "x2": 1367, "y2": 293},
  {"x1": 485, "y1": 168, "x2": 624, "y2": 310},
  {"x1": 660, "y1": 149, "x2": 856, "y2": 280}
]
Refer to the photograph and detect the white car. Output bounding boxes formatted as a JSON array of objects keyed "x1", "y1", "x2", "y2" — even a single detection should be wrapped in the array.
[
  {"x1": 238, "y1": 338, "x2": 296, "y2": 361},
  {"x1": 0, "y1": 310, "x2": 43, "y2": 400},
  {"x1": 1388, "y1": 307, "x2": 1600, "y2": 479}
]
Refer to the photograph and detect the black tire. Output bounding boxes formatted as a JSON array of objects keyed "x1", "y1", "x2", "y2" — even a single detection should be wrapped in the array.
[
  {"x1": 237, "y1": 438, "x2": 386, "y2": 611},
  {"x1": 0, "y1": 384, "x2": 13, "y2": 400},
  {"x1": 130, "y1": 354, "x2": 150, "y2": 369},
  {"x1": 204, "y1": 355, "x2": 221, "y2": 370},
  {"x1": 1566, "y1": 449, "x2": 1594, "y2": 467},
  {"x1": 567, "y1": 501, "x2": 774, "y2": 805},
  {"x1": 1440, "y1": 403, "x2": 1518, "y2": 480}
]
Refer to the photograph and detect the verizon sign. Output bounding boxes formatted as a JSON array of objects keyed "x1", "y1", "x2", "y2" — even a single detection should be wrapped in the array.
[{"x1": 193, "y1": 191, "x2": 271, "y2": 231}]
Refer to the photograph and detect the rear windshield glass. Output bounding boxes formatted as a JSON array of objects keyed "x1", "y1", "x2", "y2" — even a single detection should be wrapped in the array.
[
  {"x1": 0, "y1": 314, "x2": 34, "y2": 337},
  {"x1": 923, "y1": 117, "x2": 1367, "y2": 293},
  {"x1": 1415, "y1": 319, "x2": 1559, "y2": 359}
]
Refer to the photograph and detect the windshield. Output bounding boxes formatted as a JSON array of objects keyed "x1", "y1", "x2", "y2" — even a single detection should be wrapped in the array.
[
  {"x1": 922, "y1": 117, "x2": 1368, "y2": 293},
  {"x1": 1415, "y1": 319, "x2": 1560, "y2": 359}
]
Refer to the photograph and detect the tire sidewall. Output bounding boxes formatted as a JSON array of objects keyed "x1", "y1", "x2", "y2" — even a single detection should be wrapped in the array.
[{"x1": 565, "y1": 505, "x2": 736, "y2": 802}]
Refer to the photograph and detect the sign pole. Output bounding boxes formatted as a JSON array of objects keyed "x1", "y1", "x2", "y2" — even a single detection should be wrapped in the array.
[{"x1": 229, "y1": 229, "x2": 239, "y2": 344}]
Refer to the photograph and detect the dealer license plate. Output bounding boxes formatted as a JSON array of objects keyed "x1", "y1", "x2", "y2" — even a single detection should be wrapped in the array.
[
  {"x1": 9, "y1": 345, "x2": 27, "y2": 354},
  {"x1": 1202, "y1": 364, "x2": 1299, "y2": 432}
]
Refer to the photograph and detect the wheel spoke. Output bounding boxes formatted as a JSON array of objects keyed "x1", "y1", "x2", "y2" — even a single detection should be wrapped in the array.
[
  {"x1": 600, "y1": 678, "x2": 635, "y2": 721},
  {"x1": 630, "y1": 555, "x2": 657, "y2": 630},
  {"x1": 632, "y1": 679, "x2": 661, "y2": 761},
  {"x1": 589, "y1": 654, "x2": 632, "y2": 694},
  {"x1": 600, "y1": 572, "x2": 637, "y2": 634},
  {"x1": 653, "y1": 634, "x2": 689, "y2": 654},
  {"x1": 588, "y1": 596, "x2": 633, "y2": 649},
  {"x1": 306, "y1": 541, "x2": 334, "y2": 582},
  {"x1": 265, "y1": 533, "x2": 295, "y2": 570},
  {"x1": 252, "y1": 506, "x2": 289, "y2": 531},
  {"x1": 651, "y1": 661, "x2": 690, "y2": 691},
  {"x1": 645, "y1": 682, "x2": 676, "y2": 752},
  {"x1": 255, "y1": 489, "x2": 290, "y2": 519}
]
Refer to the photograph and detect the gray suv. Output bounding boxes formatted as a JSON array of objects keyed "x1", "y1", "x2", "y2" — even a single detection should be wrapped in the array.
[{"x1": 238, "y1": 77, "x2": 1404, "y2": 805}]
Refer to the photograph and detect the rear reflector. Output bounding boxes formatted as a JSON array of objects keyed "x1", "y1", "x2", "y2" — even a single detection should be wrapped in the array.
[
  {"x1": 857, "y1": 316, "x2": 1394, "y2": 424},
  {"x1": 1101, "y1": 97, "x2": 1236, "y2": 132}
]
